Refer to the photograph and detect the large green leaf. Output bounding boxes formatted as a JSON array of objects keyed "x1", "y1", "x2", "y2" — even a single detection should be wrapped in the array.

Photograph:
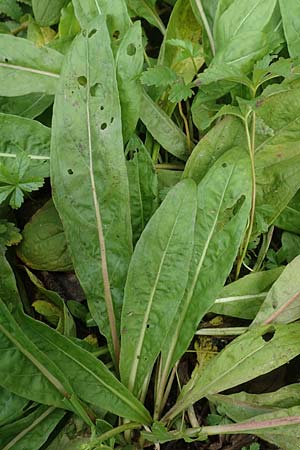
[
  {"x1": 253, "y1": 255, "x2": 300, "y2": 325},
  {"x1": 158, "y1": 149, "x2": 251, "y2": 409},
  {"x1": 32, "y1": 0, "x2": 69, "y2": 26},
  {"x1": 0, "y1": 405, "x2": 65, "y2": 450},
  {"x1": 164, "y1": 323, "x2": 300, "y2": 421},
  {"x1": 275, "y1": 190, "x2": 300, "y2": 234},
  {"x1": 17, "y1": 200, "x2": 72, "y2": 272},
  {"x1": 120, "y1": 179, "x2": 197, "y2": 397},
  {"x1": 51, "y1": 17, "x2": 132, "y2": 363},
  {"x1": 116, "y1": 21, "x2": 143, "y2": 144},
  {"x1": 17, "y1": 313, "x2": 152, "y2": 424},
  {"x1": 0, "y1": 113, "x2": 50, "y2": 178},
  {"x1": 140, "y1": 91, "x2": 189, "y2": 161},
  {"x1": 211, "y1": 267, "x2": 284, "y2": 320},
  {"x1": 213, "y1": 0, "x2": 283, "y2": 72},
  {"x1": 0, "y1": 387, "x2": 28, "y2": 427},
  {"x1": 0, "y1": 35, "x2": 62, "y2": 95},
  {"x1": 279, "y1": 0, "x2": 300, "y2": 58}
]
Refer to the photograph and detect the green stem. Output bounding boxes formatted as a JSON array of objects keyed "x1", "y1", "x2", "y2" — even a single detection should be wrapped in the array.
[
  {"x1": 253, "y1": 226, "x2": 274, "y2": 272},
  {"x1": 195, "y1": 327, "x2": 248, "y2": 336},
  {"x1": 152, "y1": 141, "x2": 161, "y2": 163},
  {"x1": 88, "y1": 422, "x2": 141, "y2": 447},
  {"x1": 235, "y1": 112, "x2": 256, "y2": 279}
]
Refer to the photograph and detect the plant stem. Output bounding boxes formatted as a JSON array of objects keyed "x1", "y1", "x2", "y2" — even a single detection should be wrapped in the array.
[
  {"x1": 253, "y1": 226, "x2": 274, "y2": 272},
  {"x1": 11, "y1": 21, "x2": 29, "y2": 35},
  {"x1": 178, "y1": 102, "x2": 192, "y2": 153},
  {"x1": 152, "y1": 141, "x2": 161, "y2": 163},
  {"x1": 235, "y1": 112, "x2": 256, "y2": 279},
  {"x1": 195, "y1": 327, "x2": 248, "y2": 336},
  {"x1": 194, "y1": 0, "x2": 215, "y2": 56},
  {"x1": 155, "y1": 163, "x2": 185, "y2": 170},
  {"x1": 88, "y1": 422, "x2": 141, "y2": 447}
]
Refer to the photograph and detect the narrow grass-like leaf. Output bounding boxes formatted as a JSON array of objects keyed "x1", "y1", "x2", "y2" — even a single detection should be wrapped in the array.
[
  {"x1": 51, "y1": 17, "x2": 133, "y2": 364},
  {"x1": 0, "y1": 35, "x2": 62, "y2": 95},
  {"x1": 116, "y1": 21, "x2": 144, "y2": 143},
  {"x1": 120, "y1": 179, "x2": 197, "y2": 397},
  {"x1": 164, "y1": 323, "x2": 300, "y2": 421},
  {"x1": 140, "y1": 91, "x2": 189, "y2": 161}
]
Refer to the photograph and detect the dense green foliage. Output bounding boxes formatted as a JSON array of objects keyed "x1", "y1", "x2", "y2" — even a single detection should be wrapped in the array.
[{"x1": 1, "y1": 1, "x2": 300, "y2": 449}]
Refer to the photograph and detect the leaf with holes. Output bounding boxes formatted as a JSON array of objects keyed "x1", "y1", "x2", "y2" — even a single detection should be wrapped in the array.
[
  {"x1": 51, "y1": 17, "x2": 133, "y2": 364},
  {"x1": 164, "y1": 323, "x2": 300, "y2": 421}
]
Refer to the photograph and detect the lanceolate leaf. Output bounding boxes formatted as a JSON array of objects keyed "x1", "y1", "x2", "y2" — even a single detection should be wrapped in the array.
[
  {"x1": 0, "y1": 405, "x2": 65, "y2": 450},
  {"x1": 253, "y1": 255, "x2": 300, "y2": 325},
  {"x1": 164, "y1": 323, "x2": 300, "y2": 421},
  {"x1": 279, "y1": 0, "x2": 300, "y2": 58},
  {"x1": 140, "y1": 91, "x2": 189, "y2": 161},
  {"x1": 0, "y1": 35, "x2": 62, "y2": 96},
  {"x1": 0, "y1": 94, "x2": 53, "y2": 119},
  {"x1": 0, "y1": 299, "x2": 74, "y2": 410},
  {"x1": 0, "y1": 387, "x2": 28, "y2": 427},
  {"x1": 120, "y1": 179, "x2": 197, "y2": 397},
  {"x1": 116, "y1": 21, "x2": 144, "y2": 144},
  {"x1": 51, "y1": 17, "x2": 133, "y2": 364},
  {"x1": 158, "y1": 149, "x2": 251, "y2": 411},
  {"x1": 17, "y1": 313, "x2": 152, "y2": 424},
  {"x1": 127, "y1": 0, "x2": 165, "y2": 35}
]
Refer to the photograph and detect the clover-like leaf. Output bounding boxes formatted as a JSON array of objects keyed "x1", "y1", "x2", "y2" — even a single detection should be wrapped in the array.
[{"x1": 0, "y1": 155, "x2": 44, "y2": 209}]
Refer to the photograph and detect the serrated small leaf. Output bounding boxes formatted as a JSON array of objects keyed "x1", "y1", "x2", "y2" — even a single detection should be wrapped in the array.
[
  {"x1": 168, "y1": 82, "x2": 193, "y2": 103},
  {"x1": 0, "y1": 220, "x2": 21, "y2": 247},
  {"x1": 140, "y1": 66, "x2": 178, "y2": 88},
  {"x1": 0, "y1": 0, "x2": 22, "y2": 20}
]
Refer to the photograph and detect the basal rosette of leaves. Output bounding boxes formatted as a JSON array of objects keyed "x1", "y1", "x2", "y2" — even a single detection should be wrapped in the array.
[{"x1": 1, "y1": 1, "x2": 300, "y2": 449}]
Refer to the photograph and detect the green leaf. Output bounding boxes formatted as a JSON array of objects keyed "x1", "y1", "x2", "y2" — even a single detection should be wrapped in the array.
[
  {"x1": 59, "y1": 2, "x2": 81, "y2": 39},
  {"x1": 164, "y1": 323, "x2": 300, "y2": 421},
  {"x1": 127, "y1": 0, "x2": 165, "y2": 35},
  {"x1": 120, "y1": 179, "x2": 197, "y2": 397},
  {"x1": 0, "y1": 298, "x2": 75, "y2": 410},
  {"x1": 209, "y1": 384, "x2": 300, "y2": 422},
  {"x1": 17, "y1": 200, "x2": 72, "y2": 272},
  {"x1": 275, "y1": 190, "x2": 300, "y2": 234},
  {"x1": 126, "y1": 0, "x2": 166, "y2": 35},
  {"x1": 210, "y1": 267, "x2": 284, "y2": 320},
  {"x1": 168, "y1": 82, "x2": 193, "y2": 103},
  {"x1": 213, "y1": 0, "x2": 283, "y2": 72},
  {"x1": 25, "y1": 268, "x2": 76, "y2": 337},
  {"x1": 51, "y1": 18, "x2": 133, "y2": 364},
  {"x1": 126, "y1": 135, "x2": 158, "y2": 245},
  {"x1": 0, "y1": 220, "x2": 21, "y2": 248},
  {"x1": 140, "y1": 91, "x2": 189, "y2": 161},
  {"x1": 0, "y1": 387, "x2": 28, "y2": 427},
  {"x1": 158, "y1": 0, "x2": 203, "y2": 84},
  {"x1": 18, "y1": 312, "x2": 151, "y2": 424},
  {"x1": 0, "y1": 405, "x2": 65, "y2": 450},
  {"x1": 0, "y1": 35, "x2": 62, "y2": 95},
  {"x1": 0, "y1": 156, "x2": 44, "y2": 209},
  {"x1": 0, "y1": 0, "x2": 22, "y2": 20},
  {"x1": 0, "y1": 113, "x2": 50, "y2": 178},
  {"x1": 32, "y1": 0, "x2": 69, "y2": 26},
  {"x1": 278, "y1": 232, "x2": 300, "y2": 262},
  {"x1": 157, "y1": 149, "x2": 251, "y2": 415},
  {"x1": 72, "y1": 0, "x2": 131, "y2": 44},
  {"x1": 279, "y1": 0, "x2": 300, "y2": 58},
  {"x1": 190, "y1": 0, "x2": 218, "y2": 64},
  {"x1": 0, "y1": 94, "x2": 53, "y2": 118},
  {"x1": 116, "y1": 21, "x2": 143, "y2": 143},
  {"x1": 140, "y1": 66, "x2": 178, "y2": 88},
  {"x1": 253, "y1": 255, "x2": 300, "y2": 325}
]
